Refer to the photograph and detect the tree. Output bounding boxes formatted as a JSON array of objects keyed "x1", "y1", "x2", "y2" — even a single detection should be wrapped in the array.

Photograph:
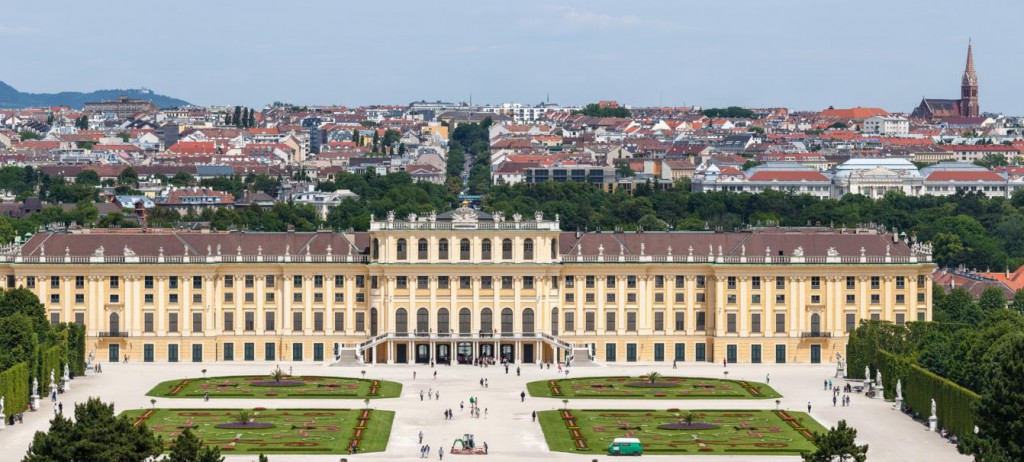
[
  {"x1": 167, "y1": 428, "x2": 224, "y2": 462},
  {"x1": 258, "y1": 455, "x2": 269, "y2": 462},
  {"x1": 74, "y1": 116, "x2": 89, "y2": 130},
  {"x1": 573, "y1": 103, "x2": 631, "y2": 118},
  {"x1": 647, "y1": 371, "x2": 661, "y2": 384},
  {"x1": 615, "y1": 163, "x2": 635, "y2": 177},
  {"x1": 1011, "y1": 289, "x2": 1024, "y2": 314},
  {"x1": 22, "y1": 398, "x2": 162, "y2": 462},
  {"x1": 233, "y1": 106, "x2": 242, "y2": 128},
  {"x1": 74, "y1": 169, "x2": 101, "y2": 186},
  {"x1": 801, "y1": 420, "x2": 868, "y2": 462},
  {"x1": 18, "y1": 131, "x2": 40, "y2": 141},
  {"x1": 247, "y1": 109, "x2": 256, "y2": 128},
  {"x1": 118, "y1": 167, "x2": 139, "y2": 186},
  {"x1": 979, "y1": 287, "x2": 1007, "y2": 312},
  {"x1": 702, "y1": 106, "x2": 755, "y2": 118},
  {"x1": 170, "y1": 171, "x2": 196, "y2": 187},
  {"x1": 959, "y1": 334, "x2": 1024, "y2": 462}
]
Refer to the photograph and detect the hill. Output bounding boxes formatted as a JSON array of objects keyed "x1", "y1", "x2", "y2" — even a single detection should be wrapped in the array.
[{"x1": 0, "y1": 81, "x2": 190, "y2": 109}]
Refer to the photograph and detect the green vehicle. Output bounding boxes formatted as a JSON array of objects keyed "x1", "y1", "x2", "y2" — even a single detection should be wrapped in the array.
[{"x1": 608, "y1": 437, "x2": 643, "y2": 456}]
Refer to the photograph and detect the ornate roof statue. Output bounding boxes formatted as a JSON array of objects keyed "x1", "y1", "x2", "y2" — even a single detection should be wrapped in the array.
[
  {"x1": 451, "y1": 201, "x2": 478, "y2": 223},
  {"x1": 535, "y1": 211, "x2": 544, "y2": 221},
  {"x1": 792, "y1": 246, "x2": 804, "y2": 257},
  {"x1": 123, "y1": 246, "x2": 136, "y2": 257},
  {"x1": 827, "y1": 246, "x2": 839, "y2": 257},
  {"x1": 93, "y1": 246, "x2": 105, "y2": 257}
]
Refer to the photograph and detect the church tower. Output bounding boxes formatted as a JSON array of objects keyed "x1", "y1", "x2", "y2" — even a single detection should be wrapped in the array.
[{"x1": 960, "y1": 40, "x2": 979, "y2": 117}]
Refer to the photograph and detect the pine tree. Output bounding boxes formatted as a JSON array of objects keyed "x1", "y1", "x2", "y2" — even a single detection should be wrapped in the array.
[
  {"x1": 801, "y1": 420, "x2": 868, "y2": 462},
  {"x1": 22, "y1": 398, "x2": 162, "y2": 462},
  {"x1": 167, "y1": 427, "x2": 224, "y2": 462},
  {"x1": 351, "y1": 129, "x2": 359, "y2": 142},
  {"x1": 247, "y1": 110, "x2": 256, "y2": 128},
  {"x1": 233, "y1": 106, "x2": 242, "y2": 128},
  {"x1": 224, "y1": 112, "x2": 232, "y2": 126},
  {"x1": 960, "y1": 335, "x2": 1024, "y2": 462},
  {"x1": 258, "y1": 455, "x2": 269, "y2": 462}
]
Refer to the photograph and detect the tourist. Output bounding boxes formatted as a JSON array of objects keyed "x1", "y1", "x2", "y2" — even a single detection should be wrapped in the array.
[
  {"x1": 766, "y1": 373, "x2": 770, "y2": 384},
  {"x1": 520, "y1": 391, "x2": 526, "y2": 402},
  {"x1": 419, "y1": 430, "x2": 424, "y2": 444},
  {"x1": 420, "y1": 445, "x2": 426, "y2": 458},
  {"x1": 483, "y1": 442, "x2": 488, "y2": 454},
  {"x1": 435, "y1": 390, "x2": 440, "y2": 400},
  {"x1": 485, "y1": 408, "x2": 488, "y2": 418},
  {"x1": 673, "y1": 359, "x2": 677, "y2": 369},
  {"x1": 823, "y1": 379, "x2": 828, "y2": 390},
  {"x1": 505, "y1": 364, "x2": 509, "y2": 374},
  {"x1": 723, "y1": 358, "x2": 727, "y2": 367},
  {"x1": 420, "y1": 390, "x2": 425, "y2": 401},
  {"x1": 807, "y1": 402, "x2": 812, "y2": 413},
  {"x1": 439, "y1": 447, "x2": 444, "y2": 460},
  {"x1": 516, "y1": 366, "x2": 520, "y2": 376},
  {"x1": 833, "y1": 395, "x2": 837, "y2": 407},
  {"x1": 460, "y1": 401, "x2": 464, "y2": 411},
  {"x1": 414, "y1": 371, "x2": 417, "y2": 380},
  {"x1": 484, "y1": 378, "x2": 489, "y2": 388},
  {"x1": 123, "y1": 354, "x2": 128, "y2": 364},
  {"x1": 479, "y1": 378, "x2": 484, "y2": 387},
  {"x1": 434, "y1": 371, "x2": 437, "y2": 380},
  {"x1": 532, "y1": 411, "x2": 536, "y2": 422}
]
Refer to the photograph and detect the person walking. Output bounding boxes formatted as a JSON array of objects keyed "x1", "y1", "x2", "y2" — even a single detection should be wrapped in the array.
[
  {"x1": 532, "y1": 411, "x2": 536, "y2": 422},
  {"x1": 520, "y1": 391, "x2": 526, "y2": 402},
  {"x1": 434, "y1": 371, "x2": 437, "y2": 380},
  {"x1": 766, "y1": 373, "x2": 770, "y2": 384},
  {"x1": 723, "y1": 358, "x2": 727, "y2": 367},
  {"x1": 516, "y1": 366, "x2": 520, "y2": 376},
  {"x1": 807, "y1": 402, "x2": 812, "y2": 413},
  {"x1": 673, "y1": 359, "x2": 677, "y2": 369},
  {"x1": 420, "y1": 390, "x2": 425, "y2": 401},
  {"x1": 485, "y1": 408, "x2": 488, "y2": 418},
  {"x1": 419, "y1": 430, "x2": 424, "y2": 444},
  {"x1": 414, "y1": 371, "x2": 417, "y2": 380},
  {"x1": 58, "y1": 402, "x2": 62, "y2": 414},
  {"x1": 460, "y1": 401, "x2": 464, "y2": 411},
  {"x1": 484, "y1": 378, "x2": 488, "y2": 388},
  {"x1": 435, "y1": 390, "x2": 440, "y2": 400},
  {"x1": 483, "y1": 442, "x2": 488, "y2": 454},
  {"x1": 439, "y1": 447, "x2": 444, "y2": 460},
  {"x1": 833, "y1": 395, "x2": 837, "y2": 407}
]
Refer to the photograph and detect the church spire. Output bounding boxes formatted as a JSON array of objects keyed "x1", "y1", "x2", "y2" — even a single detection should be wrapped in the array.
[
  {"x1": 962, "y1": 39, "x2": 977, "y2": 85},
  {"x1": 960, "y1": 39, "x2": 979, "y2": 117}
]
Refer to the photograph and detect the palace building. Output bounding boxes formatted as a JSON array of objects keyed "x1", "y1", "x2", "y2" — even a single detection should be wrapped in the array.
[{"x1": 0, "y1": 205, "x2": 935, "y2": 366}]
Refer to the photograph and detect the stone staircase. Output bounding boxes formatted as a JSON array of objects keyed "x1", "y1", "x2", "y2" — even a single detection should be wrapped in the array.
[{"x1": 568, "y1": 345, "x2": 600, "y2": 367}]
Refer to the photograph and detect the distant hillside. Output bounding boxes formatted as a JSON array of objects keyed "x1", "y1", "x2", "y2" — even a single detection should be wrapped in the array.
[{"x1": 0, "y1": 81, "x2": 190, "y2": 109}]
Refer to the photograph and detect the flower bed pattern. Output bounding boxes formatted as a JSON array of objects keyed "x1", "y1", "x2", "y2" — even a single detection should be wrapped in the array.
[
  {"x1": 538, "y1": 409, "x2": 824, "y2": 455},
  {"x1": 125, "y1": 408, "x2": 393, "y2": 454},
  {"x1": 528, "y1": 376, "x2": 780, "y2": 400},
  {"x1": 148, "y1": 376, "x2": 402, "y2": 399}
]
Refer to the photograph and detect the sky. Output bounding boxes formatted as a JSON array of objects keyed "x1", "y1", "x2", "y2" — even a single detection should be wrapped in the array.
[{"x1": 2, "y1": 0, "x2": 1022, "y2": 114}]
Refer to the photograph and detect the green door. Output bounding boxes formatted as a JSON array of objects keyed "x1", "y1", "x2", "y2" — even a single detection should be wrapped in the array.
[
  {"x1": 191, "y1": 344, "x2": 203, "y2": 362},
  {"x1": 654, "y1": 343, "x2": 664, "y2": 362},
  {"x1": 751, "y1": 344, "x2": 762, "y2": 364},
  {"x1": 674, "y1": 343, "x2": 686, "y2": 361},
  {"x1": 292, "y1": 343, "x2": 303, "y2": 361},
  {"x1": 244, "y1": 343, "x2": 255, "y2": 361},
  {"x1": 810, "y1": 344, "x2": 822, "y2": 364},
  {"x1": 143, "y1": 344, "x2": 154, "y2": 363},
  {"x1": 265, "y1": 343, "x2": 275, "y2": 361},
  {"x1": 313, "y1": 343, "x2": 324, "y2": 361},
  {"x1": 695, "y1": 343, "x2": 706, "y2": 362},
  {"x1": 775, "y1": 344, "x2": 786, "y2": 364},
  {"x1": 626, "y1": 343, "x2": 637, "y2": 362},
  {"x1": 726, "y1": 345, "x2": 738, "y2": 363},
  {"x1": 605, "y1": 343, "x2": 617, "y2": 362},
  {"x1": 223, "y1": 343, "x2": 234, "y2": 361},
  {"x1": 108, "y1": 344, "x2": 120, "y2": 363},
  {"x1": 168, "y1": 344, "x2": 179, "y2": 363}
]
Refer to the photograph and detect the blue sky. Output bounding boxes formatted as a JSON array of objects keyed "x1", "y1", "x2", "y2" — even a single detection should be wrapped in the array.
[{"x1": 2, "y1": 0, "x2": 1021, "y2": 113}]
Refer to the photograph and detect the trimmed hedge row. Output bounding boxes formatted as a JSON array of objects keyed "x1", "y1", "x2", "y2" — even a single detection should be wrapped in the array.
[
  {"x1": 878, "y1": 350, "x2": 979, "y2": 437},
  {"x1": 39, "y1": 345, "x2": 64, "y2": 392},
  {"x1": 0, "y1": 362, "x2": 30, "y2": 415}
]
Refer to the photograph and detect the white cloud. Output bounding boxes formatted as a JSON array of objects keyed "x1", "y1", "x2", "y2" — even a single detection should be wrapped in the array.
[{"x1": 563, "y1": 9, "x2": 642, "y2": 29}]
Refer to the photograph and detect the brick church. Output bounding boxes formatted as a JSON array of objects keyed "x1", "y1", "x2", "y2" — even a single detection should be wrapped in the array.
[{"x1": 911, "y1": 42, "x2": 980, "y2": 120}]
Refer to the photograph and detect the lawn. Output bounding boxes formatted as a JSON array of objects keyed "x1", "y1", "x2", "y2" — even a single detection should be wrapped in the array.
[
  {"x1": 146, "y1": 375, "x2": 402, "y2": 399},
  {"x1": 123, "y1": 408, "x2": 393, "y2": 454},
  {"x1": 538, "y1": 409, "x2": 825, "y2": 455},
  {"x1": 527, "y1": 375, "x2": 780, "y2": 399}
]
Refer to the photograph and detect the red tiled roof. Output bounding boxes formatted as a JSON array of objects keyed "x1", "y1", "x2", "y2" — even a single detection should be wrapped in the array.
[
  {"x1": 925, "y1": 171, "x2": 1005, "y2": 181},
  {"x1": 820, "y1": 108, "x2": 889, "y2": 119},
  {"x1": 748, "y1": 171, "x2": 830, "y2": 181}
]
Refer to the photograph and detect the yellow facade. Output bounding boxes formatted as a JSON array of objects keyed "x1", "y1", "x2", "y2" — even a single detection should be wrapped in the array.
[{"x1": 0, "y1": 207, "x2": 934, "y2": 365}]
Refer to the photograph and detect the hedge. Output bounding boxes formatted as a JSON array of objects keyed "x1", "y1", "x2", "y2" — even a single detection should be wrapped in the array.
[
  {"x1": 38, "y1": 345, "x2": 64, "y2": 392},
  {"x1": 64, "y1": 323, "x2": 87, "y2": 375},
  {"x1": 0, "y1": 362, "x2": 30, "y2": 415},
  {"x1": 878, "y1": 350, "x2": 978, "y2": 438}
]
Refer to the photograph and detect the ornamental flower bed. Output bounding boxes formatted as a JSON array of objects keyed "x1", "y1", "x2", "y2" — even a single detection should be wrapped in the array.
[
  {"x1": 529, "y1": 376, "x2": 779, "y2": 400},
  {"x1": 148, "y1": 376, "x2": 401, "y2": 399}
]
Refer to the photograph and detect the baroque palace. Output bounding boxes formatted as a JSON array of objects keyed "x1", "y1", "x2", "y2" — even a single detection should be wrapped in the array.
[{"x1": 0, "y1": 205, "x2": 935, "y2": 366}]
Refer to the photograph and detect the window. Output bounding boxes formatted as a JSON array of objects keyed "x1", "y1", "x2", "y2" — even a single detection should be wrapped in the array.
[
  {"x1": 917, "y1": 275, "x2": 926, "y2": 288},
  {"x1": 727, "y1": 294, "x2": 736, "y2": 304},
  {"x1": 675, "y1": 292, "x2": 685, "y2": 303},
  {"x1": 437, "y1": 308, "x2": 449, "y2": 333},
  {"x1": 439, "y1": 276, "x2": 450, "y2": 289},
  {"x1": 223, "y1": 343, "x2": 234, "y2": 361},
  {"x1": 655, "y1": 275, "x2": 664, "y2": 288},
  {"x1": 192, "y1": 276, "x2": 202, "y2": 289},
  {"x1": 871, "y1": 294, "x2": 880, "y2": 304},
  {"x1": 50, "y1": 276, "x2": 60, "y2": 289},
  {"x1": 564, "y1": 311, "x2": 574, "y2": 331},
  {"x1": 810, "y1": 276, "x2": 820, "y2": 289},
  {"x1": 460, "y1": 276, "x2": 471, "y2": 289},
  {"x1": 265, "y1": 292, "x2": 275, "y2": 303},
  {"x1": 314, "y1": 312, "x2": 324, "y2": 332},
  {"x1": 775, "y1": 313, "x2": 785, "y2": 333},
  {"x1": 356, "y1": 293, "x2": 365, "y2": 303},
  {"x1": 169, "y1": 294, "x2": 178, "y2": 304},
  {"x1": 224, "y1": 312, "x2": 234, "y2": 331},
  {"x1": 192, "y1": 293, "x2": 202, "y2": 304},
  {"x1": 144, "y1": 313, "x2": 154, "y2": 332},
  {"x1": 355, "y1": 312, "x2": 365, "y2": 331},
  {"x1": 224, "y1": 292, "x2": 235, "y2": 303},
  {"x1": 846, "y1": 294, "x2": 856, "y2": 304},
  {"x1": 606, "y1": 293, "x2": 616, "y2": 303},
  {"x1": 654, "y1": 343, "x2": 665, "y2": 362},
  {"x1": 696, "y1": 311, "x2": 706, "y2": 331},
  {"x1": 293, "y1": 293, "x2": 302, "y2": 303},
  {"x1": 586, "y1": 276, "x2": 595, "y2": 288},
  {"x1": 775, "y1": 277, "x2": 785, "y2": 290},
  {"x1": 655, "y1": 293, "x2": 664, "y2": 303},
  {"x1": 266, "y1": 312, "x2": 276, "y2": 331},
  {"x1": 418, "y1": 239, "x2": 428, "y2": 260},
  {"x1": 752, "y1": 294, "x2": 761, "y2": 304},
  {"x1": 775, "y1": 344, "x2": 786, "y2": 363},
  {"x1": 356, "y1": 275, "x2": 365, "y2": 288},
  {"x1": 75, "y1": 312, "x2": 85, "y2": 326},
  {"x1": 585, "y1": 312, "x2": 595, "y2": 331},
  {"x1": 49, "y1": 294, "x2": 59, "y2": 304},
  {"x1": 696, "y1": 293, "x2": 706, "y2": 303},
  {"x1": 417, "y1": 308, "x2": 429, "y2": 332},
  {"x1": 334, "y1": 275, "x2": 345, "y2": 287},
  {"x1": 265, "y1": 343, "x2": 276, "y2": 361},
  {"x1": 675, "y1": 276, "x2": 685, "y2": 288},
  {"x1": 293, "y1": 312, "x2": 303, "y2": 331},
  {"x1": 501, "y1": 276, "x2": 512, "y2": 289},
  {"x1": 896, "y1": 276, "x2": 905, "y2": 289},
  {"x1": 727, "y1": 276, "x2": 736, "y2": 289},
  {"x1": 696, "y1": 276, "x2": 705, "y2": 288},
  {"x1": 565, "y1": 292, "x2": 575, "y2": 303},
  {"x1": 674, "y1": 311, "x2": 685, "y2": 330},
  {"x1": 565, "y1": 276, "x2": 575, "y2": 288},
  {"x1": 460, "y1": 239, "x2": 471, "y2": 260},
  {"x1": 775, "y1": 294, "x2": 785, "y2": 304},
  {"x1": 168, "y1": 312, "x2": 179, "y2": 333},
  {"x1": 266, "y1": 275, "x2": 275, "y2": 288},
  {"x1": 627, "y1": 275, "x2": 637, "y2": 289},
  {"x1": 396, "y1": 239, "x2": 407, "y2": 260},
  {"x1": 292, "y1": 343, "x2": 303, "y2": 361},
  {"x1": 846, "y1": 313, "x2": 856, "y2": 332},
  {"x1": 896, "y1": 294, "x2": 905, "y2": 304},
  {"x1": 144, "y1": 294, "x2": 153, "y2": 304},
  {"x1": 626, "y1": 312, "x2": 637, "y2": 332},
  {"x1": 500, "y1": 308, "x2": 513, "y2": 333},
  {"x1": 314, "y1": 275, "x2": 324, "y2": 288},
  {"x1": 752, "y1": 313, "x2": 762, "y2": 333},
  {"x1": 481, "y1": 239, "x2": 491, "y2": 260},
  {"x1": 76, "y1": 294, "x2": 85, "y2": 304},
  {"x1": 459, "y1": 308, "x2": 472, "y2": 333},
  {"x1": 871, "y1": 276, "x2": 880, "y2": 289},
  {"x1": 26, "y1": 276, "x2": 35, "y2": 288},
  {"x1": 605, "y1": 343, "x2": 617, "y2": 362},
  {"x1": 481, "y1": 276, "x2": 492, "y2": 289},
  {"x1": 334, "y1": 292, "x2": 344, "y2": 303},
  {"x1": 396, "y1": 276, "x2": 407, "y2": 289},
  {"x1": 439, "y1": 239, "x2": 449, "y2": 260},
  {"x1": 654, "y1": 311, "x2": 665, "y2": 331},
  {"x1": 144, "y1": 276, "x2": 154, "y2": 289},
  {"x1": 245, "y1": 275, "x2": 255, "y2": 288},
  {"x1": 918, "y1": 293, "x2": 926, "y2": 303},
  {"x1": 674, "y1": 343, "x2": 686, "y2": 361},
  {"x1": 523, "y1": 276, "x2": 534, "y2": 289},
  {"x1": 847, "y1": 276, "x2": 856, "y2": 289},
  {"x1": 502, "y1": 239, "x2": 512, "y2": 259},
  {"x1": 245, "y1": 312, "x2": 255, "y2": 331},
  {"x1": 606, "y1": 276, "x2": 616, "y2": 288},
  {"x1": 727, "y1": 313, "x2": 737, "y2": 333},
  {"x1": 192, "y1": 312, "x2": 202, "y2": 332},
  {"x1": 752, "y1": 276, "x2": 761, "y2": 289},
  {"x1": 109, "y1": 276, "x2": 119, "y2": 289},
  {"x1": 224, "y1": 275, "x2": 234, "y2": 288},
  {"x1": 896, "y1": 313, "x2": 905, "y2": 325},
  {"x1": 480, "y1": 308, "x2": 492, "y2": 332},
  {"x1": 810, "y1": 295, "x2": 820, "y2": 304},
  {"x1": 523, "y1": 239, "x2": 534, "y2": 260}
]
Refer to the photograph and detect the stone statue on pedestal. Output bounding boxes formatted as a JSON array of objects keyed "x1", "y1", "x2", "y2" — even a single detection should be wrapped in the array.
[{"x1": 895, "y1": 380, "x2": 903, "y2": 400}]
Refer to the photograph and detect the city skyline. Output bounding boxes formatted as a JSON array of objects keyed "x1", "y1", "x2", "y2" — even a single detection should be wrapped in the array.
[{"x1": 3, "y1": 0, "x2": 1022, "y2": 113}]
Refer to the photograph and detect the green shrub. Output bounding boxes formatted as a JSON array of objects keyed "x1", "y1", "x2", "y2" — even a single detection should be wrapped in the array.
[{"x1": 0, "y1": 362, "x2": 30, "y2": 415}]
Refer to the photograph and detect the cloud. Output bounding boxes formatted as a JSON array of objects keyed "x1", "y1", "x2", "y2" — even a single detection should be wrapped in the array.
[
  {"x1": 562, "y1": 9, "x2": 642, "y2": 29},
  {"x1": 0, "y1": 25, "x2": 41, "y2": 37}
]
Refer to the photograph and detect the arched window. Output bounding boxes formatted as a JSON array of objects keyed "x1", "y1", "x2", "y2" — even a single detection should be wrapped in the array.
[
  {"x1": 501, "y1": 308, "x2": 514, "y2": 333},
  {"x1": 551, "y1": 308, "x2": 559, "y2": 335},
  {"x1": 416, "y1": 307, "x2": 429, "y2": 333},
  {"x1": 502, "y1": 239, "x2": 513, "y2": 260},
  {"x1": 480, "y1": 308, "x2": 493, "y2": 333},
  {"x1": 438, "y1": 239, "x2": 449, "y2": 260},
  {"x1": 437, "y1": 308, "x2": 450, "y2": 333},
  {"x1": 523, "y1": 308, "x2": 535, "y2": 334},
  {"x1": 460, "y1": 239, "x2": 471, "y2": 260},
  {"x1": 370, "y1": 308, "x2": 378, "y2": 335},
  {"x1": 481, "y1": 239, "x2": 492, "y2": 260},
  {"x1": 810, "y1": 313, "x2": 821, "y2": 335},
  {"x1": 551, "y1": 238, "x2": 558, "y2": 259},
  {"x1": 371, "y1": 239, "x2": 379, "y2": 260},
  {"x1": 459, "y1": 308, "x2": 471, "y2": 334},
  {"x1": 417, "y1": 239, "x2": 428, "y2": 260},
  {"x1": 523, "y1": 239, "x2": 534, "y2": 260},
  {"x1": 109, "y1": 312, "x2": 120, "y2": 333},
  {"x1": 395, "y1": 308, "x2": 408, "y2": 334},
  {"x1": 396, "y1": 239, "x2": 407, "y2": 260}
]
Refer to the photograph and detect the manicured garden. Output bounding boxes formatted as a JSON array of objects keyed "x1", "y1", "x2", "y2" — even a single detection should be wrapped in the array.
[
  {"x1": 538, "y1": 408, "x2": 824, "y2": 455},
  {"x1": 123, "y1": 408, "x2": 393, "y2": 454},
  {"x1": 147, "y1": 371, "x2": 402, "y2": 399},
  {"x1": 527, "y1": 374, "x2": 780, "y2": 399}
]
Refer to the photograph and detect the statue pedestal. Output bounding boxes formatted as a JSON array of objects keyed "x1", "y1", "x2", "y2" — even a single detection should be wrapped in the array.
[
  {"x1": 30, "y1": 395, "x2": 39, "y2": 411},
  {"x1": 894, "y1": 397, "x2": 903, "y2": 410},
  {"x1": 835, "y1": 366, "x2": 846, "y2": 378},
  {"x1": 863, "y1": 379, "x2": 871, "y2": 390},
  {"x1": 874, "y1": 386, "x2": 884, "y2": 399},
  {"x1": 0, "y1": 413, "x2": 6, "y2": 429},
  {"x1": 929, "y1": 415, "x2": 938, "y2": 432},
  {"x1": 62, "y1": 374, "x2": 70, "y2": 391}
]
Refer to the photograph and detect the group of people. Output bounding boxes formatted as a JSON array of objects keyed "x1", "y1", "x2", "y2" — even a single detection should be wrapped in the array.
[
  {"x1": 420, "y1": 389, "x2": 440, "y2": 401},
  {"x1": 418, "y1": 431, "x2": 446, "y2": 459},
  {"x1": 825, "y1": 378, "x2": 853, "y2": 407}
]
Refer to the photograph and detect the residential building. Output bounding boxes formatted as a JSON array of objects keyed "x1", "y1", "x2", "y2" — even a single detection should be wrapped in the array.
[{"x1": 862, "y1": 116, "x2": 910, "y2": 135}]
